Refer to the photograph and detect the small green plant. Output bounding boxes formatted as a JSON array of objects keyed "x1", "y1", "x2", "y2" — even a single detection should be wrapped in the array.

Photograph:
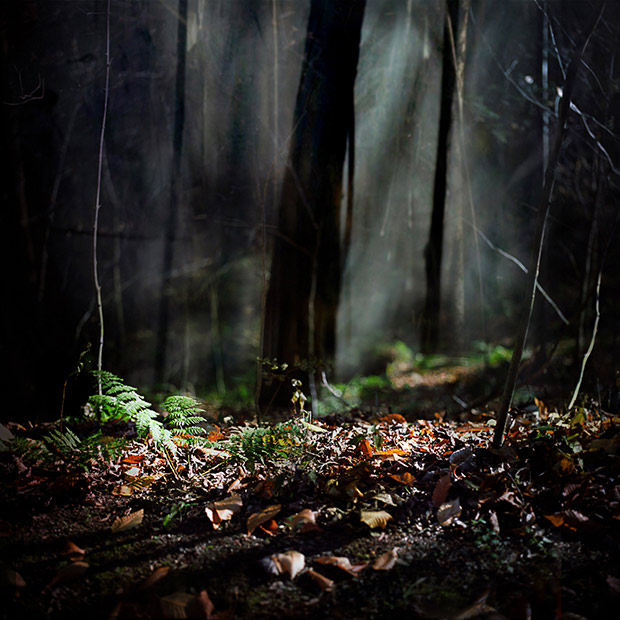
[
  {"x1": 225, "y1": 422, "x2": 304, "y2": 473},
  {"x1": 162, "y1": 500, "x2": 193, "y2": 528}
]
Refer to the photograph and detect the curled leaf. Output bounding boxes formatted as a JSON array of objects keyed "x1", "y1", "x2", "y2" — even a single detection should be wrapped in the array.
[
  {"x1": 286, "y1": 508, "x2": 320, "y2": 533},
  {"x1": 437, "y1": 498, "x2": 461, "y2": 526},
  {"x1": 315, "y1": 555, "x2": 368, "y2": 576},
  {"x1": 372, "y1": 548, "x2": 399, "y2": 571},
  {"x1": 111, "y1": 509, "x2": 144, "y2": 533},
  {"x1": 271, "y1": 550, "x2": 305, "y2": 579},
  {"x1": 306, "y1": 568, "x2": 335, "y2": 592},
  {"x1": 205, "y1": 494, "x2": 243, "y2": 529},
  {"x1": 44, "y1": 561, "x2": 89, "y2": 591},
  {"x1": 61, "y1": 540, "x2": 86, "y2": 561},
  {"x1": 247, "y1": 504, "x2": 281, "y2": 535}
]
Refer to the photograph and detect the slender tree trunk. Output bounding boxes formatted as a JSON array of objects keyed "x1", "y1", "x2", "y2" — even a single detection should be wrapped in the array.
[
  {"x1": 421, "y1": 0, "x2": 459, "y2": 353},
  {"x1": 493, "y1": 5, "x2": 605, "y2": 447},
  {"x1": 259, "y1": 0, "x2": 365, "y2": 411},
  {"x1": 155, "y1": 0, "x2": 188, "y2": 386}
]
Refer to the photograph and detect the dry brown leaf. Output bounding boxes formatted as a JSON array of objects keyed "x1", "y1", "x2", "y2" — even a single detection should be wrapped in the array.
[
  {"x1": 247, "y1": 504, "x2": 281, "y2": 535},
  {"x1": 449, "y1": 589, "x2": 495, "y2": 619},
  {"x1": 160, "y1": 591, "x2": 206, "y2": 619},
  {"x1": 432, "y1": 473, "x2": 452, "y2": 507},
  {"x1": 44, "y1": 561, "x2": 89, "y2": 591},
  {"x1": 138, "y1": 566, "x2": 170, "y2": 591},
  {"x1": 271, "y1": 550, "x2": 305, "y2": 579},
  {"x1": 111, "y1": 484, "x2": 133, "y2": 497},
  {"x1": 2, "y1": 568, "x2": 26, "y2": 590},
  {"x1": 372, "y1": 548, "x2": 399, "y2": 571},
  {"x1": 306, "y1": 568, "x2": 335, "y2": 592},
  {"x1": 437, "y1": 498, "x2": 461, "y2": 526},
  {"x1": 607, "y1": 575, "x2": 620, "y2": 594},
  {"x1": 61, "y1": 540, "x2": 86, "y2": 561},
  {"x1": 360, "y1": 510, "x2": 392, "y2": 530},
  {"x1": 389, "y1": 472, "x2": 416, "y2": 486},
  {"x1": 110, "y1": 508, "x2": 144, "y2": 533},
  {"x1": 286, "y1": 508, "x2": 320, "y2": 533},
  {"x1": 205, "y1": 494, "x2": 243, "y2": 529},
  {"x1": 315, "y1": 556, "x2": 368, "y2": 576},
  {"x1": 377, "y1": 413, "x2": 408, "y2": 425},
  {"x1": 198, "y1": 589, "x2": 216, "y2": 618}
]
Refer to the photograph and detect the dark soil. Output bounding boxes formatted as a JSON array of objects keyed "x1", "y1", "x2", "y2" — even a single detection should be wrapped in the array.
[{"x1": 1, "y1": 365, "x2": 619, "y2": 620}]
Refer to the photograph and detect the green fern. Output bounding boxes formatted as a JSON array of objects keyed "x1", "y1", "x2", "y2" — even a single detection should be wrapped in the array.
[
  {"x1": 41, "y1": 428, "x2": 126, "y2": 471},
  {"x1": 162, "y1": 395, "x2": 208, "y2": 448},
  {"x1": 88, "y1": 370, "x2": 175, "y2": 455},
  {"x1": 225, "y1": 422, "x2": 303, "y2": 473}
]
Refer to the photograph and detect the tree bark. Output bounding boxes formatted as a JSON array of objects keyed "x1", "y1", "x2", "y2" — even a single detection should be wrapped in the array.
[
  {"x1": 421, "y1": 0, "x2": 459, "y2": 353},
  {"x1": 259, "y1": 0, "x2": 365, "y2": 411}
]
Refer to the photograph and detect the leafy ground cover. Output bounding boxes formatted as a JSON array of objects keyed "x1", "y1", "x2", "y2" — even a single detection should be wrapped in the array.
[{"x1": 1, "y1": 363, "x2": 619, "y2": 620}]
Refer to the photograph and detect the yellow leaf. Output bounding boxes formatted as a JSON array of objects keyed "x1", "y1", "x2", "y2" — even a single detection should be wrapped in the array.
[
  {"x1": 247, "y1": 504, "x2": 281, "y2": 535},
  {"x1": 110, "y1": 509, "x2": 144, "y2": 533},
  {"x1": 360, "y1": 510, "x2": 392, "y2": 529}
]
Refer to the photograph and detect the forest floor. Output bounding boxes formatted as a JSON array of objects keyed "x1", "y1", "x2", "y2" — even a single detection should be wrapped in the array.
[{"x1": 1, "y1": 357, "x2": 620, "y2": 620}]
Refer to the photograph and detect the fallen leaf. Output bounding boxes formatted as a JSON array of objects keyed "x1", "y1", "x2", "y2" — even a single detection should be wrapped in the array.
[
  {"x1": 247, "y1": 504, "x2": 281, "y2": 535},
  {"x1": 259, "y1": 519, "x2": 279, "y2": 535},
  {"x1": 389, "y1": 472, "x2": 416, "y2": 486},
  {"x1": 449, "y1": 445, "x2": 473, "y2": 467},
  {"x1": 138, "y1": 566, "x2": 170, "y2": 591},
  {"x1": 271, "y1": 550, "x2": 305, "y2": 579},
  {"x1": 286, "y1": 508, "x2": 320, "y2": 533},
  {"x1": 61, "y1": 540, "x2": 86, "y2": 561},
  {"x1": 432, "y1": 473, "x2": 452, "y2": 507},
  {"x1": 306, "y1": 568, "x2": 335, "y2": 591},
  {"x1": 372, "y1": 548, "x2": 399, "y2": 571},
  {"x1": 205, "y1": 494, "x2": 243, "y2": 529},
  {"x1": 315, "y1": 556, "x2": 368, "y2": 576},
  {"x1": 373, "y1": 492, "x2": 397, "y2": 506},
  {"x1": 111, "y1": 484, "x2": 134, "y2": 497},
  {"x1": 360, "y1": 510, "x2": 392, "y2": 529},
  {"x1": 111, "y1": 509, "x2": 144, "y2": 533},
  {"x1": 437, "y1": 498, "x2": 461, "y2": 526},
  {"x1": 2, "y1": 568, "x2": 26, "y2": 590},
  {"x1": 123, "y1": 466, "x2": 141, "y2": 478},
  {"x1": 607, "y1": 575, "x2": 620, "y2": 594},
  {"x1": 449, "y1": 589, "x2": 495, "y2": 619},
  {"x1": 198, "y1": 589, "x2": 216, "y2": 618},
  {"x1": 358, "y1": 438, "x2": 373, "y2": 458},
  {"x1": 377, "y1": 414, "x2": 408, "y2": 425},
  {"x1": 160, "y1": 591, "x2": 210, "y2": 619},
  {"x1": 44, "y1": 561, "x2": 89, "y2": 591},
  {"x1": 121, "y1": 454, "x2": 145, "y2": 464},
  {"x1": 373, "y1": 448, "x2": 409, "y2": 458}
]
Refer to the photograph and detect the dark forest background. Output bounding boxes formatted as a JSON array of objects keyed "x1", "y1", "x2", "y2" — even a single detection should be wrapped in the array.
[{"x1": 1, "y1": 0, "x2": 619, "y2": 419}]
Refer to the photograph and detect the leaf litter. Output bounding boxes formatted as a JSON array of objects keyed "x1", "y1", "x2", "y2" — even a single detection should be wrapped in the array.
[{"x1": 1, "y1": 388, "x2": 619, "y2": 618}]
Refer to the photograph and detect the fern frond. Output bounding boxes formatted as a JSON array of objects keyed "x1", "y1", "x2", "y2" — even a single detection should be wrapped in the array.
[{"x1": 162, "y1": 395, "x2": 208, "y2": 448}]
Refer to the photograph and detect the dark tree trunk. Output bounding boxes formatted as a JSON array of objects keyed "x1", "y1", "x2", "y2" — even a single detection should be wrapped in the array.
[
  {"x1": 421, "y1": 0, "x2": 459, "y2": 353},
  {"x1": 259, "y1": 0, "x2": 365, "y2": 410},
  {"x1": 155, "y1": 0, "x2": 188, "y2": 386}
]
